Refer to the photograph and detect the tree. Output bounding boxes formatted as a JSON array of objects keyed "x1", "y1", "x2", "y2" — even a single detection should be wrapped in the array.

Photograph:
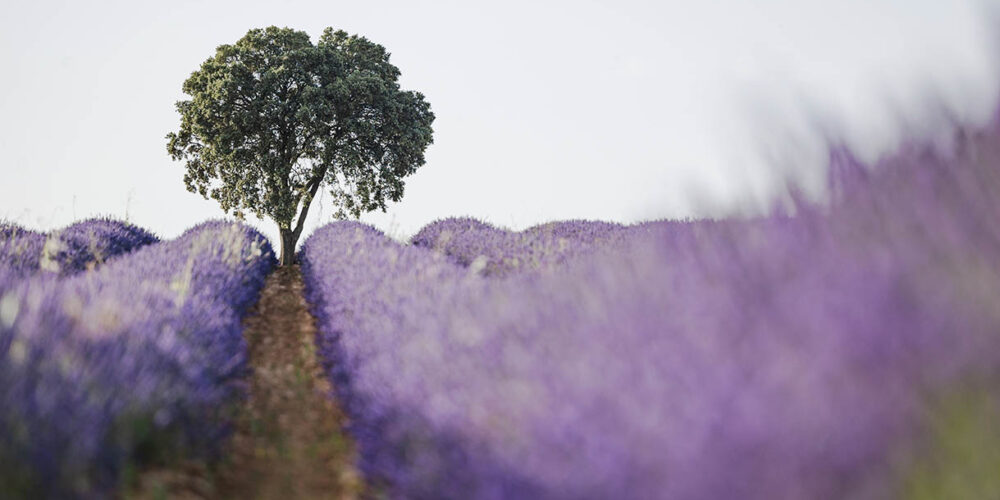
[{"x1": 167, "y1": 26, "x2": 434, "y2": 265}]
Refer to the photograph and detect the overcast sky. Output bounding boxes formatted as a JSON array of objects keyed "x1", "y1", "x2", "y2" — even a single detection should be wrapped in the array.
[{"x1": 2, "y1": 0, "x2": 999, "y2": 243}]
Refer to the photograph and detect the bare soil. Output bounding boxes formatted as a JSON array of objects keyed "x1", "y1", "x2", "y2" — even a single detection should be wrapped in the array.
[{"x1": 128, "y1": 265, "x2": 362, "y2": 499}]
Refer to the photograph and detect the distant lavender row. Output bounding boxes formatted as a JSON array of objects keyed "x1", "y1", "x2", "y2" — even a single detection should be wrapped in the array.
[
  {"x1": 0, "y1": 221, "x2": 275, "y2": 498},
  {"x1": 0, "y1": 218, "x2": 158, "y2": 284},
  {"x1": 411, "y1": 217, "x2": 629, "y2": 277},
  {"x1": 302, "y1": 118, "x2": 1000, "y2": 498}
]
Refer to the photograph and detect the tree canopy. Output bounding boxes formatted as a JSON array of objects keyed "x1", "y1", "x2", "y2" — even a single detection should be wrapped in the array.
[{"x1": 167, "y1": 26, "x2": 434, "y2": 264}]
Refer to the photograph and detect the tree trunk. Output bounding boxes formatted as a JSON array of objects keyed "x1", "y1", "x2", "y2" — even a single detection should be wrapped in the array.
[{"x1": 278, "y1": 228, "x2": 298, "y2": 266}]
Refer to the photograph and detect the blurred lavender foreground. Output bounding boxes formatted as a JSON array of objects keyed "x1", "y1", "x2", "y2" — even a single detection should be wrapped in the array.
[
  {"x1": 0, "y1": 221, "x2": 275, "y2": 497},
  {"x1": 301, "y1": 114, "x2": 1000, "y2": 499}
]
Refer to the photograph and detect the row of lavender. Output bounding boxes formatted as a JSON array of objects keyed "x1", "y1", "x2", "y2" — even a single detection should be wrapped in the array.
[
  {"x1": 0, "y1": 218, "x2": 159, "y2": 281},
  {"x1": 302, "y1": 118, "x2": 1000, "y2": 499},
  {"x1": 410, "y1": 217, "x2": 630, "y2": 277},
  {"x1": 0, "y1": 220, "x2": 275, "y2": 498}
]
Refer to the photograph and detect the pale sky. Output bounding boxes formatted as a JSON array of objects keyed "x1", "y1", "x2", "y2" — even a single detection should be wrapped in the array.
[{"x1": 2, "y1": 0, "x2": 999, "y2": 244}]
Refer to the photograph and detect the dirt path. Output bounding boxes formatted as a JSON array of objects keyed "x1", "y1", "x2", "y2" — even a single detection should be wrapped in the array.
[
  {"x1": 215, "y1": 265, "x2": 362, "y2": 499},
  {"x1": 129, "y1": 266, "x2": 362, "y2": 499}
]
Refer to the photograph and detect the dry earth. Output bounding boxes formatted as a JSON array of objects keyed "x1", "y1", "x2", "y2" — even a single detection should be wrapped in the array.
[{"x1": 128, "y1": 266, "x2": 362, "y2": 499}]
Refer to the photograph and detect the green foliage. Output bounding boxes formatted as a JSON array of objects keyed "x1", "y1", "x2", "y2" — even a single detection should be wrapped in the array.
[
  {"x1": 898, "y1": 381, "x2": 1000, "y2": 500},
  {"x1": 167, "y1": 26, "x2": 434, "y2": 244}
]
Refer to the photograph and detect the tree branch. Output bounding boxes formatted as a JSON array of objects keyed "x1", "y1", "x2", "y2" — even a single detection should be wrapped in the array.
[
  {"x1": 290, "y1": 128, "x2": 345, "y2": 239},
  {"x1": 291, "y1": 162, "x2": 329, "y2": 240}
]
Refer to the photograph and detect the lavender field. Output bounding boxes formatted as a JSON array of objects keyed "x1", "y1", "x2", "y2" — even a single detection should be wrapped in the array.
[
  {"x1": 300, "y1": 116, "x2": 1000, "y2": 499},
  {"x1": 4, "y1": 125, "x2": 1000, "y2": 499},
  {"x1": 0, "y1": 220, "x2": 274, "y2": 497},
  {"x1": 8, "y1": 1, "x2": 1000, "y2": 497}
]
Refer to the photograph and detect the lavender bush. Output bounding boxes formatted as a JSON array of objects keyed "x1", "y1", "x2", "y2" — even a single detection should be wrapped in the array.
[
  {"x1": 411, "y1": 217, "x2": 629, "y2": 277},
  {"x1": 0, "y1": 220, "x2": 274, "y2": 498},
  {"x1": 0, "y1": 218, "x2": 158, "y2": 284},
  {"x1": 0, "y1": 224, "x2": 46, "y2": 282},
  {"x1": 39, "y1": 218, "x2": 159, "y2": 276},
  {"x1": 302, "y1": 117, "x2": 1000, "y2": 498}
]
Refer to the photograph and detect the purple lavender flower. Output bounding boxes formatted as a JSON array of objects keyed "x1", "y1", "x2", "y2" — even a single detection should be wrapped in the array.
[
  {"x1": 302, "y1": 117, "x2": 1000, "y2": 498},
  {"x1": 0, "y1": 220, "x2": 274, "y2": 498},
  {"x1": 411, "y1": 217, "x2": 629, "y2": 277},
  {"x1": 1, "y1": 218, "x2": 159, "y2": 287}
]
